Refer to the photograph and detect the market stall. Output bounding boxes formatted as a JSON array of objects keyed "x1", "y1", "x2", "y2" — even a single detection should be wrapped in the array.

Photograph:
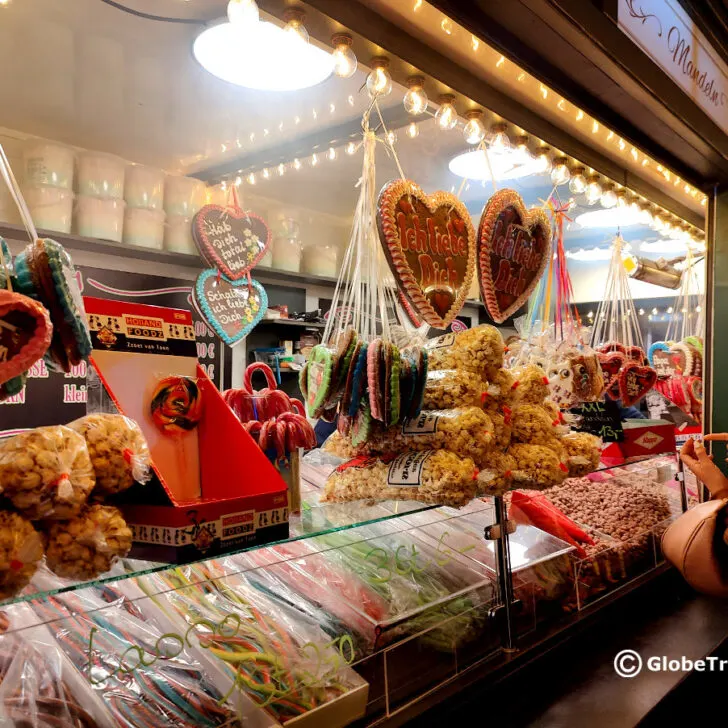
[{"x1": 0, "y1": 0, "x2": 710, "y2": 725}]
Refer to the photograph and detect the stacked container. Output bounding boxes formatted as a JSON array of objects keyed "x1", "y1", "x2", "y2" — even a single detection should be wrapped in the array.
[
  {"x1": 123, "y1": 163, "x2": 166, "y2": 249},
  {"x1": 22, "y1": 142, "x2": 75, "y2": 233},
  {"x1": 75, "y1": 152, "x2": 126, "y2": 242},
  {"x1": 163, "y1": 175, "x2": 206, "y2": 254}
]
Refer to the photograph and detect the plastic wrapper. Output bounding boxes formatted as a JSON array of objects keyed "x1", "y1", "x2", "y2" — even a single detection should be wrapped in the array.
[
  {"x1": 137, "y1": 560, "x2": 365, "y2": 724},
  {"x1": 29, "y1": 577, "x2": 245, "y2": 728},
  {"x1": 361, "y1": 407, "x2": 495, "y2": 467},
  {"x1": 44, "y1": 505, "x2": 132, "y2": 580},
  {"x1": 512, "y1": 365, "x2": 550, "y2": 405},
  {"x1": 0, "y1": 425, "x2": 94, "y2": 519},
  {"x1": 426, "y1": 325, "x2": 504, "y2": 381},
  {"x1": 0, "y1": 511, "x2": 44, "y2": 599},
  {"x1": 68, "y1": 413, "x2": 151, "y2": 495},
  {"x1": 488, "y1": 410, "x2": 512, "y2": 451},
  {"x1": 321, "y1": 430, "x2": 358, "y2": 459},
  {"x1": 509, "y1": 443, "x2": 569, "y2": 490},
  {"x1": 0, "y1": 602, "x2": 114, "y2": 728},
  {"x1": 510, "y1": 404, "x2": 564, "y2": 447},
  {"x1": 321, "y1": 450, "x2": 477, "y2": 508},
  {"x1": 561, "y1": 432, "x2": 602, "y2": 477},
  {"x1": 482, "y1": 368, "x2": 516, "y2": 413},
  {"x1": 475, "y1": 451, "x2": 516, "y2": 496},
  {"x1": 422, "y1": 369, "x2": 485, "y2": 410}
]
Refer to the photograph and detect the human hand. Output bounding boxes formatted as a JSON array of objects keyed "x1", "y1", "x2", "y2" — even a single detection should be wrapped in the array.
[{"x1": 680, "y1": 437, "x2": 728, "y2": 496}]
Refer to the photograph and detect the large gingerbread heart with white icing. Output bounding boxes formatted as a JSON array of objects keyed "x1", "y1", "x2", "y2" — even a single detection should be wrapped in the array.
[
  {"x1": 477, "y1": 189, "x2": 551, "y2": 324},
  {"x1": 193, "y1": 205, "x2": 271, "y2": 281},
  {"x1": 618, "y1": 361, "x2": 657, "y2": 407},
  {"x1": 377, "y1": 179, "x2": 476, "y2": 330},
  {"x1": 0, "y1": 290, "x2": 52, "y2": 386}
]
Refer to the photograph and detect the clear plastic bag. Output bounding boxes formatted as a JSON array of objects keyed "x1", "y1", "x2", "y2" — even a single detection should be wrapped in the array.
[
  {"x1": 68, "y1": 413, "x2": 152, "y2": 495},
  {"x1": 0, "y1": 511, "x2": 44, "y2": 599},
  {"x1": 44, "y1": 504, "x2": 132, "y2": 580},
  {"x1": 0, "y1": 425, "x2": 94, "y2": 519},
  {"x1": 422, "y1": 369, "x2": 485, "y2": 410},
  {"x1": 426, "y1": 325, "x2": 504, "y2": 381},
  {"x1": 321, "y1": 450, "x2": 477, "y2": 508},
  {"x1": 28, "y1": 574, "x2": 245, "y2": 728}
]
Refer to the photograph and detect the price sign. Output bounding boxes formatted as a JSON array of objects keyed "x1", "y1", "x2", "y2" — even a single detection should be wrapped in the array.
[{"x1": 570, "y1": 400, "x2": 624, "y2": 442}]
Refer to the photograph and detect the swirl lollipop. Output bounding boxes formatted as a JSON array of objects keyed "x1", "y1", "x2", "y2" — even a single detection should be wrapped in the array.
[{"x1": 150, "y1": 376, "x2": 203, "y2": 434}]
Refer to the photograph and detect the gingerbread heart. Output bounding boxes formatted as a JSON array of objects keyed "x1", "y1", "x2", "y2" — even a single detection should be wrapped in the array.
[
  {"x1": 618, "y1": 361, "x2": 657, "y2": 407},
  {"x1": 599, "y1": 341, "x2": 627, "y2": 355},
  {"x1": 687, "y1": 376, "x2": 703, "y2": 407},
  {"x1": 598, "y1": 351, "x2": 625, "y2": 393},
  {"x1": 193, "y1": 269, "x2": 267, "y2": 347},
  {"x1": 193, "y1": 205, "x2": 271, "y2": 281},
  {"x1": 397, "y1": 290, "x2": 423, "y2": 327},
  {"x1": 0, "y1": 290, "x2": 52, "y2": 387},
  {"x1": 668, "y1": 343, "x2": 692, "y2": 376},
  {"x1": 377, "y1": 179, "x2": 476, "y2": 329},
  {"x1": 626, "y1": 345, "x2": 647, "y2": 365},
  {"x1": 477, "y1": 189, "x2": 550, "y2": 324}
]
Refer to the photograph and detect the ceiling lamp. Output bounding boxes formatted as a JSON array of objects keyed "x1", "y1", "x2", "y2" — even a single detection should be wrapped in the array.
[
  {"x1": 283, "y1": 7, "x2": 309, "y2": 44},
  {"x1": 366, "y1": 57, "x2": 393, "y2": 98},
  {"x1": 575, "y1": 204, "x2": 644, "y2": 228},
  {"x1": 569, "y1": 166, "x2": 587, "y2": 194},
  {"x1": 435, "y1": 94, "x2": 458, "y2": 130},
  {"x1": 449, "y1": 147, "x2": 543, "y2": 181},
  {"x1": 463, "y1": 110, "x2": 486, "y2": 145},
  {"x1": 331, "y1": 33, "x2": 357, "y2": 78},
  {"x1": 227, "y1": 0, "x2": 259, "y2": 26},
  {"x1": 403, "y1": 76, "x2": 428, "y2": 115},
  {"x1": 193, "y1": 19, "x2": 333, "y2": 91},
  {"x1": 550, "y1": 156, "x2": 570, "y2": 186}
]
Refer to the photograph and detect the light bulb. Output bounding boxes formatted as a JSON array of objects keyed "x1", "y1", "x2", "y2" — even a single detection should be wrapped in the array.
[
  {"x1": 283, "y1": 8, "x2": 309, "y2": 44},
  {"x1": 568, "y1": 166, "x2": 587, "y2": 194},
  {"x1": 227, "y1": 0, "x2": 259, "y2": 26},
  {"x1": 247, "y1": 172, "x2": 256, "y2": 185},
  {"x1": 345, "y1": 141, "x2": 357, "y2": 155},
  {"x1": 584, "y1": 175, "x2": 602, "y2": 205},
  {"x1": 513, "y1": 135, "x2": 531, "y2": 159},
  {"x1": 310, "y1": 153, "x2": 319, "y2": 166},
  {"x1": 615, "y1": 191, "x2": 628, "y2": 208},
  {"x1": 650, "y1": 214, "x2": 665, "y2": 231},
  {"x1": 639, "y1": 205, "x2": 653, "y2": 225},
  {"x1": 550, "y1": 157, "x2": 570, "y2": 185},
  {"x1": 463, "y1": 110, "x2": 486, "y2": 145},
  {"x1": 435, "y1": 94, "x2": 458, "y2": 130},
  {"x1": 366, "y1": 58, "x2": 392, "y2": 98},
  {"x1": 534, "y1": 148, "x2": 552, "y2": 174},
  {"x1": 277, "y1": 163, "x2": 285, "y2": 176},
  {"x1": 331, "y1": 33, "x2": 357, "y2": 78},
  {"x1": 293, "y1": 158, "x2": 302, "y2": 170},
  {"x1": 403, "y1": 76, "x2": 428, "y2": 115},
  {"x1": 489, "y1": 124, "x2": 512, "y2": 153},
  {"x1": 327, "y1": 146, "x2": 336, "y2": 161},
  {"x1": 600, "y1": 184, "x2": 617, "y2": 208},
  {"x1": 262, "y1": 168, "x2": 270, "y2": 179},
  {"x1": 406, "y1": 122, "x2": 419, "y2": 139},
  {"x1": 662, "y1": 218, "x2": 674, "y2": 234}
]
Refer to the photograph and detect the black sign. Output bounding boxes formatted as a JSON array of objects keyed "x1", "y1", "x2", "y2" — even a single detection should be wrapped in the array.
[
  {"x1": 0, "y1": 266, "x2": 232, "y2": 437},
  {"x1": 570, "y1": 399, "x2": 624, "y2": 442}
]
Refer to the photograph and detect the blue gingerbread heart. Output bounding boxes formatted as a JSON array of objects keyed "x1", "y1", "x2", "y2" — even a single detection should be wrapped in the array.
[{"x1": 193, "y1": 268, "x2": 267, "y2": 347}]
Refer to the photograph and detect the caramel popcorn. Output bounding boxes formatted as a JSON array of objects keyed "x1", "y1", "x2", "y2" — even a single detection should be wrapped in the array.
[
  {"x1": 511, "y1": 404, "x2": 561, "y2": 446},
  {"x1": 427, "y1": 325, "x2": 504, "y2": 381},
  {"x1": 476, "y1": 451, "x2": 516, "y2": 496},
  {"x1": 422, "y1": 369, "x2": 485, "y2": 410},
  {"x1": 513, "y1": 365, "x2": 550, "y2": 405},
  {"x1": 362, "y1": 407, "x2": 495, "y2": 467},
  {"x1": 489, "y1": 410, "x2": 513, "y2": 451},
  {"x1": 482, "y1": 368, "x2": 516, "y2": 413},
  {"x1": 509, "y1": 443, "x2": 568, "y2": 490},
  {"x1": 0, "y1": 426, "x2": 94, "y2": 520},
  {"x1": 322, "y1": 431, "x2": 358, "y2": 459},
  {"x1": 561, "y1": 432, "x2": 602, "y2": 477},
  {"x1": 0, "y1": 512, "x2": 43, "y2": 598},
  {"x1": 321, "y1": 450, "x2": 477, "y2": 508},
  {"x1": 69, "y1": 414, "x2": 151, "y2": 495},
  {"x1": 45, "y1": 504, "x2": 133, "y2": 580}
]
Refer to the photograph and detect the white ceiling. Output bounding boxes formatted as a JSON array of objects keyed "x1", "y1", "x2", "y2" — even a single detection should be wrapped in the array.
[{"x1": 0, "y1": 0, "x2": 681, "y2": 256}]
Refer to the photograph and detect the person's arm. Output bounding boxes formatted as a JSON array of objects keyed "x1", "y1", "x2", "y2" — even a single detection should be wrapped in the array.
[{"x1": 680, "y1": 436, "x2": 728, "y2": 497}]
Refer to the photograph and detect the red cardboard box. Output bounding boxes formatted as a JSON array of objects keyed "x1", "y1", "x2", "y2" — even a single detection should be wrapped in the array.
[
  {"x1": 84, "y1": 296, "x2": 289, "y2": 563},
  {"x1": 619, "y1": 419, "x2": 676, "y2": 458}
]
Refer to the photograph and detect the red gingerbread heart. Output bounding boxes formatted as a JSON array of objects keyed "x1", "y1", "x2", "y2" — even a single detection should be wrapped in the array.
[
  {"x1": 477, "y1": 189, "x2": 550, "y2": 324},
  {"x1": 626, "y1": 345, "x2": 647, "y2": 365},
  {"x1": 598, "y1": 341, "x2": 627, "y2": 355},
  {"x1": 377, "y1": 179, "x2": 476, "y2": 329},
  {"x1": 193, "y1": 205, "x2": 271, "y2": 280},
  {"x1": 618, "y1": 361, "x2": 657, "y2": 407},
  {"x1": 598, "y1": 351, "x2": 625, "y2": 394}
]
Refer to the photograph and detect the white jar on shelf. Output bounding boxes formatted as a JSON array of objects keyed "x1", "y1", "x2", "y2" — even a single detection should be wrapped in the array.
[
  {"x1": 302, "y1": 241, "x2": 338, "y2": 278},
  {"x1": 75, "y1": 196, "x2": 125, "y2": 242},
  {"x1": 272, "y1": 218, "x2": 302, "y2": 272},
  {"x1": 77, "y1": 152, "x2": 126, "y2": 199},
  {"x1": 125, "y1": 164, "x2": 165, "y2": 209},
  {"x1": 164, "y1": 175, "x2": 206, "y2": 216},
  {"x1": 23, "y1": 143, "x2": 75, "y2": 190},
  {"x1": 124, "y1": 207, "x2": 165, "y2": 249},
  {"x1": 164, "y1": 215, "x2": 196, "y2": 254},
  {"x1": 24, "y1": 185, "x2": 74, "y2": 234}
]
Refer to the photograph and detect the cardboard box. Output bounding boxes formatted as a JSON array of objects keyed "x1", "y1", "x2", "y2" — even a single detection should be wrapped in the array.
[
  {"x1": 619, "y1": 419, "x2": 677, "y2": 458},
  {"x1": 84, "y1": 296, "x2": 289, "y2": 562}
]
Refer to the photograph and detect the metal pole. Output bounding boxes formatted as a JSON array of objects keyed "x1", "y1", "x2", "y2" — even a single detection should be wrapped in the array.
[{"x1": 492, "y1": 495, "x2": 517, "y2": 652}]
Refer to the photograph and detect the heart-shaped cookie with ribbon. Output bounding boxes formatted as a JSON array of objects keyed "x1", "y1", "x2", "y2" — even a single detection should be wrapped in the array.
[
  {"x1": 0, "y1": 290, "x2": 53, "y2": 387},
  {"x1": 477, "y1": 189, "x2": 550, "y2": 324},
  {"x1": 618, "y1": 361, "x2": 657, "y2": 406},
  {"x1": 193, "y1": 205, "x2": 271, "y2": 281},
  {"x1": 598, "y1": 351, "x2": 625, "y2": 393},
  {"x1": 377, "y1": 179, "x2": 476, "y2": 329},
  {"x1": 193, "y1": 269, "x2": 267, "y2": 347},
  {"x1": 668, "y1": 342, "x2": 692, "y2": 376}
]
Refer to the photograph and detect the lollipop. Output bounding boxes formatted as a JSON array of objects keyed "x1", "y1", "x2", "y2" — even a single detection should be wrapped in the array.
[{"x1": 150, "y1": 376, "x2": 203, "y2": 434}]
